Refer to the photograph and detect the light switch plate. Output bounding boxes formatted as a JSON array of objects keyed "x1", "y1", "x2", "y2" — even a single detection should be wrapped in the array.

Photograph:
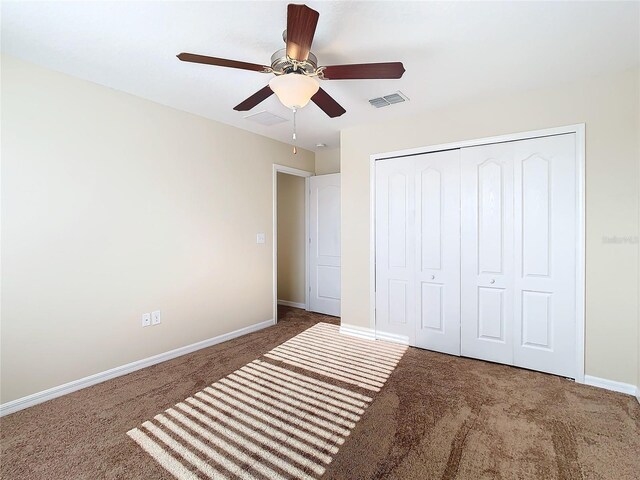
[
  {"x1": 151, "y1": 310, "x2": 161, "y2": 325},
  {"x1": 256, "y1": 233, "x2": 266, "y2": 244}
]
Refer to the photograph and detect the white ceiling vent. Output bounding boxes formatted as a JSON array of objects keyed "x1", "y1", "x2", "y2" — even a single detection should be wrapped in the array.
[
  {"x1": 368, "y1": 91, "x2": 409, "y2": 108},
  {"x1": 243, "y1": 110, "x2": 289, "y2": 126}
]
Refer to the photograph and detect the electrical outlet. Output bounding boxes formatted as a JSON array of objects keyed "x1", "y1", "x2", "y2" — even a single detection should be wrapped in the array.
[
  {"x1": 142, "y1": 313, "x2": 151, "y2": 327},
  {"x1": 151, "y1": 310, "x2": 161, "y2": 325},
  {"x1": 256, "y1": 233, "x2": 266, "y2": 244}
]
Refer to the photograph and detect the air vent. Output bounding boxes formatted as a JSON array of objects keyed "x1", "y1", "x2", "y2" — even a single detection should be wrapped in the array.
[
  {"x1": 243, "y1": 110, "x2": 288, "y2": 126},
  {"x1": 368, "y1": 91, "x2": 409, "y2": 108}
]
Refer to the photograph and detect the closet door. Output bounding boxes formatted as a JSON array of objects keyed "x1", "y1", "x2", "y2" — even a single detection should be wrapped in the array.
[
  {"x1": 375, "y1": 157, "x2": 416, "y2": 344},
  {"x1": 414, "y1": 150, "x2": 461, "y2": 355},
  {"x1": 513, "y1": 134, "x2": 576, "y2": 377},
  {"x1": 461, "y1": 143, "x2": 515, "y2": 365}
]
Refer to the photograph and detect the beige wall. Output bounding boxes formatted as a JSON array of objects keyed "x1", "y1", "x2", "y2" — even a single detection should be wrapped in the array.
[
  {"x1": 0, "y1": 55, "x2": 314, "y2": 403},
  {"x1": 277, "y1": 172, "x2": 306, "y2": 305},
  {"x1": 341, "y1": 68, "x2": 640, "y2": 386},
  {"x1": 315, "y1": 148, "x2": 340, "y2": 174}
]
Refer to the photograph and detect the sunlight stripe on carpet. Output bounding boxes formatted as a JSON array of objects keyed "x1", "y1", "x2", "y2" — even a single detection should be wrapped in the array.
[{"x1": 127, "y1": 322, "x2": 407, "y2": 479}]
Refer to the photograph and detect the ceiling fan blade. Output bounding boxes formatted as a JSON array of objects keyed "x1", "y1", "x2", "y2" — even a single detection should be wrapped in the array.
[
  {"x1": 233, "y1": 85, "x2": 274, "y2": 111},
  {"x1": 311, "y1": 88, "x2": 346, "y2": 118},
  {"x1": 286, "y1": 4, "x2": 320, "y2": 62},
  {"x1": 177, "y1": 53, "x2": 269, "y2": 72},
  {"x1": 321, "y1": 62, "x2": 406, "y2": 80}
]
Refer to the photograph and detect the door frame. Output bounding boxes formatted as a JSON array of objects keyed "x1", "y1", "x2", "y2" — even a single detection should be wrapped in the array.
[
  {"x1": 272, "y1": 164, "x2": 314, "y2": 323},
  {"x1": 369, "y1": 124, "x2": 586, "y2": 382}
]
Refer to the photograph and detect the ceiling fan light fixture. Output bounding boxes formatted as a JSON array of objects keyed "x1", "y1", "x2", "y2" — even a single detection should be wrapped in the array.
[
  {"x1": 269, "y1": 73, "x2": 319, "y2": 109},
  {"x1": 179, "y1": 4, "x2": 406, "y2": 118}
]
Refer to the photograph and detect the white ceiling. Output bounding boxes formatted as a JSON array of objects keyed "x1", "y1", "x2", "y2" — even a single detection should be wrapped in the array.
[{"x1": 2, "y1": 1, "x2": 639, "y2": 151}]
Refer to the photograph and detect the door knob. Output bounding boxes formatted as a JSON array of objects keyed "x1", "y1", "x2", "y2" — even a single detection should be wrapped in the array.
[
  {"x1": 490, "y1": 279, "x2": 495, "y2": 284},
  {"x1": 431, "y1": 275, "x2": 435, "y2": 280}
]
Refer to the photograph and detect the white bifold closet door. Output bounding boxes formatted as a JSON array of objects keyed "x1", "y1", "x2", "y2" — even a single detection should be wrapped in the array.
[
  {"x1": 375, "y1": 133, "x2": 577, "y2": 378},
  {"x1": 460, "y1": 142, "x2": 515, "y2": 365},
  {"x1": 461, "y1": 134, "x2": 577, "y2": 377},
  {"x1": 375, "y1": 150, "x2": 461, "y2": 354},
  {"x1": 415, "y1": 151, "x2": 461, "y2": 355}
]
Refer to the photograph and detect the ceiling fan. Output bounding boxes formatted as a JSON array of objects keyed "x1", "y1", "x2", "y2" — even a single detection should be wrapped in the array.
[{"x1": 177, "y1": 3, "x2": 406, "y2": 118}]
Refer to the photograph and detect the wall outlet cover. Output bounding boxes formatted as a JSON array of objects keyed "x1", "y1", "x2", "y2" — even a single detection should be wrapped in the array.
[
  {"x1": 151, "y1": 310, "x2": 161, "y2": 325},
  {"x1": 142, "y1": 313, "x2": 151, "y2": 327},
  {"x1": 256, "y1": 233, "x2": 266, "y2": 244}
]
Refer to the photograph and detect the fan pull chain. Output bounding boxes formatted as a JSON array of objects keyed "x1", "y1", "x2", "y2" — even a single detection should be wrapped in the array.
[{"x1": 292, "y1": 107, "x2": 297, "y2": 155}]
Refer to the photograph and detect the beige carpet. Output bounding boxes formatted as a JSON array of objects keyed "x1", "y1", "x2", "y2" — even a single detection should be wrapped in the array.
[
  {"x1": 126, "y1": 323, "x2": 408, "y2": 479},
  {"x1": 1, "y1": 307, "x2": 639, "y2": 479}
]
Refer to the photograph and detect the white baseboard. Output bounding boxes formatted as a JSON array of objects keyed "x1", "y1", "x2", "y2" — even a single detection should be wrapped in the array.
[
  {"x1": 0, "y1": 318, "x2": 275, "y2": 417},
  {"x1": 339, "y1": 327, "x2": 639, "y2": 402},
  {"x1": 339, "y1": 323, "x2": 376, "y2": 340},
  {"x1": 277, "y1": 300, "x2": 306, "y2": 309},
  {"x1": 339, "y1": 323, "x2": 409, "y2": 345},
  {"x1": 584, "y1": 375, "x2": 638, "y2": 396},
  {"x1": 375, "y1": 330, "x2": 410, "y2": 345}
]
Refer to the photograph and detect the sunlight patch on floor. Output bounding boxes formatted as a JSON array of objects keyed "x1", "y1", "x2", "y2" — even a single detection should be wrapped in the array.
[{"x1": 127, "y1": 323, "x2": 408, "y2": 479}]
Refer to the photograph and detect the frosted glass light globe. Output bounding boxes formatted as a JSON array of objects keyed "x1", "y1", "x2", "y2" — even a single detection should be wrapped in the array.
[{"x1": 269, "y1": 74, "x2": 320, "y2": 109}]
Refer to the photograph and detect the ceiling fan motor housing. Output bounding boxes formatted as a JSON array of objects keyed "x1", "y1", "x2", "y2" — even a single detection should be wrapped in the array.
[{"x1": 270, "y1": 48, "x2": 318, "y2": 75}]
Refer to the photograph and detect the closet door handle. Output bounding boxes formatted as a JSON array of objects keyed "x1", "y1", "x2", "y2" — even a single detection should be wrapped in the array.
[
  {"x1": 431, "y1": 275, "x2": 435, "y2": 280},
  {"x1": 490, "y1": 279, "x2": 495, "y2": 285}
]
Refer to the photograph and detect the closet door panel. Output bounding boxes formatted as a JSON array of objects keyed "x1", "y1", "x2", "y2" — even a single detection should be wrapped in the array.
[
  {"x1": 375, "y1": 133, "x2": 578, "y2": 379},
  {"x1": 461, "y1": 143, "x2": 514, "y2": 364},
  {"x1": 375, "y1": 157, "x2": 416, "y2": 343},
  {"x1": 415, "y1": 150, "x2": 461, "y2": 355},
  {"x1": 478, "y1": 287, "x2": 506, "y2": 341},
  {"x1": 513, "y1": 134, "x2": 576, "y2": 377}
]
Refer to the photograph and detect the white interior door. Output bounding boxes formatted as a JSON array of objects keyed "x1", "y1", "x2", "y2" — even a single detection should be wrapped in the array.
[
  {"x1": 512, "y1": 134, "x2": 576, "y2": 377},
  {"x1": 376, "y1": 151, "x2": 461, "y2": 348},
  {"x1": 460, "y1": 134, "x2": 577, "y2": 377},
  {"x1": 461, "y1": 143, "x2": 515, "y2": 365},
  {"x1": 375, "y1": 157, "x2": 416, "y2": 343},
  {"x1": 414, "y1": 150, "x2": 461, "y2": 355},
  {"x1": 375, "y1": 132, "x2": 578, "y2": 379},
  {"x1": 309, "y1": 174, "x2": 341, "y2": 316}
]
